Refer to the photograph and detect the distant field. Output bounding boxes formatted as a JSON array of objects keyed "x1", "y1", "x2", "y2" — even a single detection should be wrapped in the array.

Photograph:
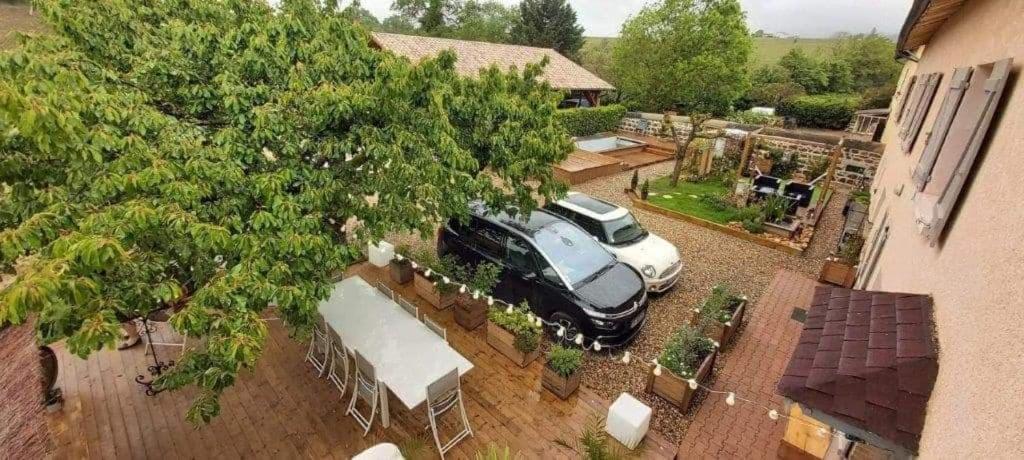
[
  {"x1": 582, "y1": 36, "x2": 840, "y2": 71},
  {"x1": 0, "y1": 2, "x2": 47, "y2": 51}
]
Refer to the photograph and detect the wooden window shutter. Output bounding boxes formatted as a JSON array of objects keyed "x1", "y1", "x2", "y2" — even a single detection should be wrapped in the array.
[
  {"x1": 898, "y1": 76, "x2": 924, "y2": 128},
  {"x1": 895, "y1": 75, "x2": 918, "y2": 123},
  {"x1": 857, "y1": 213, "x2": 889, "y2": 289},
  {"x1": 901, "y1": 73, "x2": 942, "y2": 153},
  {"x1": 922, "y1": 58, "x2": 1013, "y2": 243},
  {"x1": 911, "y1": 67, "x2": 974, "y2": 191}
]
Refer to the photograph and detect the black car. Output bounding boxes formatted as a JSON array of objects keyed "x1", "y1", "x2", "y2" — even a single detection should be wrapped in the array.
[{"x1": 438, "y1": 203, "x2": 648, "y2": 348}]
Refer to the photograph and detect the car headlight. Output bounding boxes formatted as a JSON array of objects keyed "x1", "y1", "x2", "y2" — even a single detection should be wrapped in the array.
[{"x1": 641, "y1": 264, "x2": 656, "y2": 278}]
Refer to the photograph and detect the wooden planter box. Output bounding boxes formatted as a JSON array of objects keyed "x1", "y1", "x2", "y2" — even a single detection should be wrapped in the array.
[
  {"x1": 692, "y1": 299, "x2": 748, "y2": 346},
  {"x1": 486, "y1": 320, "x2": 540, "y2": 368},
  {"x1": 414, "y1": 272, "x2": 456, "y2": 310},
  {"x1": 764, "y1": 219, "x2": 800, "y2": 239},
  {"x1": 542, "y1": 365, "x2": 581, "y2": 400},
  {"x1": 645, "y1": 350, "x2": 717, "y2": 410},
  {"x1": 455, "y1": 295, "x2": 488, "y2": 330},
  {"x1": 820, "y1": 259, "x2": 857, "y2": 288},
  {"x1": 389, "y1": 259, "x2": 413, "y2": 285}
]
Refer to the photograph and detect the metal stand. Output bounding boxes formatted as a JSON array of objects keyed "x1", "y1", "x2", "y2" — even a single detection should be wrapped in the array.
[{"x1": 134, "y1": 316, "x2": 174, "y2": 396}]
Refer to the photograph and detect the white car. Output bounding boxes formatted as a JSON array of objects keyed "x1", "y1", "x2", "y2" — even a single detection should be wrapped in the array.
[{"x1": 545, "y1": 192, "x2": 682, "y2": 293}]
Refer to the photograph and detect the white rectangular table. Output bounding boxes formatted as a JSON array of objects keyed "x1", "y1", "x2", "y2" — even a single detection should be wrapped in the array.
[{"x1": 318, "y1": 276, "x2": 474, "y2": 427}]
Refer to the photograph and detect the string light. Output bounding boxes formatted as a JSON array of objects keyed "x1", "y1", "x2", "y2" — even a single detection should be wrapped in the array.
[
  {"x1": 459, "y1": 284, "x2": 467, "y2": 294},
  {"x1": 395, "y1": 253, "x2": 404, "y2": 261},
  {"x1": 442, "y1": 276, "x2": 450, "y2": 284},
  {"x1": 410, "y1": 261, "x2": 418, "y2": 269},
  {"x1": 392, "y1": 253, "x2": 836, "y2": 434}
]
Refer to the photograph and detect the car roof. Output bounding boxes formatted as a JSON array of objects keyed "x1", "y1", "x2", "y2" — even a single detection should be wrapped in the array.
[
  {"x1": 553, "y1": 192, "x2": 629, "y2": 221},
  {"x1": 468, "y1": 202, "x2": 564, "y2": 236}
]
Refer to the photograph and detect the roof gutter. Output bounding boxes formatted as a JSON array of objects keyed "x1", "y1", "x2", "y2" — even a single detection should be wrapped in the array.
[{"x1": 895, "y1": 0, "x2": 932, "y2": 54}]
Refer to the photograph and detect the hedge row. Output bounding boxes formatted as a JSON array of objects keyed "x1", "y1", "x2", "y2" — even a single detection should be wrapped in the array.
[
  {"x1": 555, "y1": 104, "x2": 627, "y2": 137},
  {"x1": 777, "y1": 94, "x2": 861, "y2": 130}
]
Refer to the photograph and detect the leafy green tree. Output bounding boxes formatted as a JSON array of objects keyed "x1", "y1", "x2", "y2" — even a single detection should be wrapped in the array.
[
  {"x1": 579, "y1": 38, "x2": 617, "y2": 86},
  {"x1": 611, "y1": 0, "x2": 752, "y2": 115},
  {"x1": 448, "y1": 0, "x2": 518, "y2": 43},
  {"x1": 0, "y1": 0, "x2": 569, "y2": 423},
  {"x1": 830, "y1": 32, "x2": 901, "y2": 92},
  {"x1": 392, "y1": 0, "x2": 459, "y2": 34},
  {"x1": 342, "y1": 0, "x2": 381, "y2": 30},
  {"x1": 380, "y1": 13, "x2": 420, "y2": 34},
  {"x1": 511, "y1": 0, "x2": 585, "y2": 60},
  {"x1": 778, "y1": 48, "x2": 829, "y2": 94}
]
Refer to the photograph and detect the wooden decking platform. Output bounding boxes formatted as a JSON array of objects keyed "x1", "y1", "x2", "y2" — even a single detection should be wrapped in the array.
[
  {"x1": 554, "y1": 150, "x2": 625, "y2": 185},
  {"x1": 46, "y1": 263, "x2": 676, "y2": 459}
]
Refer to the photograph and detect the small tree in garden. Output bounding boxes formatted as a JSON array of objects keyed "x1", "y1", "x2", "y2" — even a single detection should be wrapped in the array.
[
  {"x1": 640, "y1": 179, "x2": 650, "y2": 200},
  {"x1": 629, "y1": 170, "x2": 639, "y2": 191},
  {"x1": 0, "y1": 0, "x2": 570, "y2": 423},
  {"x1": 611, "y1": 0, "x2": 752, "y2": 115},
  {"x1": 666, "y1": 113, "x2": 723, "y2": 187}
]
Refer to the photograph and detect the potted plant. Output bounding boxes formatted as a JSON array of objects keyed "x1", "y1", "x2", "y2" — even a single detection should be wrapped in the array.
[
  {"x1": 390, "y1": 244, "x2": 414, "y2": 285},
  {"x1": 820, "y1": 234, "x2": 862, "y2": 288},
  {"x1": 640, "y1": 179, "x2": 650, "y2": 200},
  {"x1": 542, "y1": 345, "x2": 583, "y2": 399},
  {"x1": 486, "y1": 302, "x2": 542, "y2": 367},
  {"x1": 627, "y1": 169, "x2": 639, "y2": 193},
  {"x1": 413, "y1": 250, "x2": 464, "y2": 309},
  {"x1": 646, "y1": 324, "x2": 717, "y2": 410},
  {"x1": 691, "y1": 285, "x2": 748, "y2": 346},
  {"x1": 455, "y1": 262, "x2": 501, "y2": 330}
]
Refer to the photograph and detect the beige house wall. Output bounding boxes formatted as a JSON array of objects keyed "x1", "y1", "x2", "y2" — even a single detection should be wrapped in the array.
[{"x1": 866, "y1": 0, "x2": 1024, "y2": 457}]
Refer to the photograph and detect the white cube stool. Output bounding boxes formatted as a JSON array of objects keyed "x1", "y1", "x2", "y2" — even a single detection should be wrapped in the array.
[
  {"x1": 352, "y1": 443, "x2": 404, "y2": 460},
  {"x1": 606, "y1": 393, "x2": 652, "y2": 450},
  {"x1": 368, "y1": 241, "x2": 394, "y2": 267}
]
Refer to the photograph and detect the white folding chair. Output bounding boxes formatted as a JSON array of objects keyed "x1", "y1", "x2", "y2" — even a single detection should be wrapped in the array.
[
  {"x1": 424, "y1": 316, "x2": 447, "y2": 342},
  {"x1": 305, "y1": 313, "x2": 330, "y2": 377},
  {"x1": 376, "y1": 282, "x2": 394, "y2": 300},
  {"x1": 347, "y1": 350, "x2": 379, "y2": 436},
  {"x1": 426, "y1": 368, "x2": 473, "y2": 459},
  {"x1": 141, "y1": 309, "x2": 187, "y2": 358},
  {"x1": 399, "y1": 297, "x2": 419, "y2": 319},
  {"x1": 326, "y1": 328, "x2": 350, "y2": 396}
]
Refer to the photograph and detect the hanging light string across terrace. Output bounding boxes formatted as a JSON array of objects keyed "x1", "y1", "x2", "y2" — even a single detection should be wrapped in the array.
[{"x1": 391, "y1": 252, "x2": 841, "y2": 438}]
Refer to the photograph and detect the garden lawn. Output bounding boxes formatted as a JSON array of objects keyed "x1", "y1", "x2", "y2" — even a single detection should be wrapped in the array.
[{"x1": 647, "y1": 176, "x2": 739, "y2": 225}]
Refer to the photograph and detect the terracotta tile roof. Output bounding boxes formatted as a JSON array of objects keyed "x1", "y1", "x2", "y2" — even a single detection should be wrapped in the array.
[
  {"x1": 370, "y1": 32, "x2": 614, "y2": 91},
  {"x1": 777, "y1": 286, "x2": 938, "y2": 454}
]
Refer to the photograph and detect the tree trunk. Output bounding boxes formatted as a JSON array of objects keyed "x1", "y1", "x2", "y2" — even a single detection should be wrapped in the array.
[{"x1": 669, "y1": 128, "x2": 697, "y2": 187}]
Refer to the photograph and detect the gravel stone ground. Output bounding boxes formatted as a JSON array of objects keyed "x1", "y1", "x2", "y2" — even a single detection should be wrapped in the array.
[
  {"x1": 571, "y1": 162, "x2": 846, "y2": 443},
  {"x1": 385, "y1": 161, "x2": 847, "y2": 443}
]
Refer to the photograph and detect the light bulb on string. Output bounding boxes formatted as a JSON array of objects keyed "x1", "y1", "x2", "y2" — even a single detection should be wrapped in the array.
[
  {"x1": 395, "y1": 253, "x2": 404, "y2": 261},
  {"x1": 534, "y1": 317, "x2": 543, "y2": 328},
  {"x1": 574, "y1": 333, "x2": 584, "y2": 346},
  {"x1": 472, "y1": 290, "x2": 480, "y2": 299},
  {"x1": 459, "y1": 284, "x2": 467, "y2": 294},
  {"x1": 653, "y1": 360, "x2": 662, "y2": 376},
  {"x1": 506, "y1": 304, "x2": 514, "y2": 314},
  {"x1": 526, "y1": 313, "x2": 534, "y2": 322},
  {"x1": 556, "y1": 326, "x2": 565, "y2": 337},
  {"x1": 687, "y1": 378, "x2": 698, "y2": 390},
  {"x1": 621, "y1": 351, "x2": 631, "y2": 364},
  {"x1": 725, "y1": 392, "x2": 736, "y2": 406},
  {"x1": 768, "y1": 409, "x2": 779, "y2": 420},
  {"x1": 712, "y1": 341, "x2": 720, "y2": 349},
  {"x1": 593, "y1": 341, "x2": 602, "y2": 352},
  {"x1": 425, "y1": 268, "x2": 432, "y2": 277},
  {"x1": 442, "y1": 276, "x2": 450, "y2": 284},
  {"x1": 411, "y1": 261, "x2": 418, "y2": 269},
  {"x1": 487, "y1": 296, "x2": 494, "y2": 306}
]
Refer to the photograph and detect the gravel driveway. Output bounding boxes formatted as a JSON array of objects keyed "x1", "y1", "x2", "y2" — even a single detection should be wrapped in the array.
[{"x1": 573, "y1": 162, "x2": 846, "y2": 442}]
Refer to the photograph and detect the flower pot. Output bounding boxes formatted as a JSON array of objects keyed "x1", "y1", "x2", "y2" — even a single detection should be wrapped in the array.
[
  {"x1": 645, "y1": 349, "x2": 717, "y2": 410},
  {"x1": 414, "y1": 272, "x2": 456, "y2": 309},
  {"x1": 542, "y1": 364, "x2": 581, "y2": 400},
  {"x1": 692, "y1": 298, "x2": 747, "y2": 346},
  {"x1": 455, "y1": 295, "x2": 488, "y2": 330},
  {"x1": 820, "y1": 259, "x2": 857, "y2": 288},
  {"x1": 390, "y1": 259, "x2": 413, "y2": 285},
  {"x1": 486, "y1": 320, "x2": 540, "y2": 368}
]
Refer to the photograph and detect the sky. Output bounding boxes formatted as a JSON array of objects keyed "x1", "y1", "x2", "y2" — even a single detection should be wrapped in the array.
[{"x1": 352, "y1": 0, "x2": 914, "y2": 38}]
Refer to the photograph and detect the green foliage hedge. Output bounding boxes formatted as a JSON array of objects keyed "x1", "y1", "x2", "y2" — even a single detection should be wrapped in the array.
[
  {"x1": 777, "y1": 94, "x2": 860, "y2": 129},
  {"x1": 555, "y1": 104, "x2": 627, "y2": 137}
]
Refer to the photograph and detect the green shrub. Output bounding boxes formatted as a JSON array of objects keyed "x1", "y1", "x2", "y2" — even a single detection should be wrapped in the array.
[
  {"x1": 742, "y1": 219, "x2": 764, "y2": 234},
  {"x1": 777, "y1": 94, "x2": 861, "y2": 130},
  {"x1": 766, "y1": 147, "x2": 800, "y2": 180},
  {"x1": 629, "y1": 169, "x2": 639, "y2": 191},
  {"x1": 697, "y1": 285, "x2": 743, "y2": 327},
  {"x1": 488, "y1": 301, "x2": 542, "y2": 354},
  {"x1": 640, "y1": 179, "x2": 649, "y2": 200},
  {"x1": 467, "y1": 262, "x2": 501, "y2": 297},
  {"x1": 698, "y1": 192, "x2": 735, "y2": 212},
  {"x1": 761, "y1": 195, "x2": 790, "y2": 223},
  {"x1": 807, "y1": 156, "x2": 831, "y2": 181},
  {"x1": 726, "y1": 110, "x2": 782, "y2": 127},
  {"x1": 658, "y1": 324, "x2": 715, "y2": 378},
  {"x1": 547, "y1": 345, "x2": 583, "y2": 378},
  {"x1": 735, "y1": 204, "x2": 763, "y2": 223},
  {"x1": 838, "y1": 234, "x2": 865, "y2": 265},
  {"x1": 555, "y1": 105, "x2": 627, "y2": 137}
]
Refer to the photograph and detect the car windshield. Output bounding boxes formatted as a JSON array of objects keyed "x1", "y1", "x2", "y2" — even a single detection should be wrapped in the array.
[
  {"x1": 533, "y1": 221, "x2": 615, "y2": 287},
  {"x1": 602, "y1": 213, "x2": 647, "y2": 245}
]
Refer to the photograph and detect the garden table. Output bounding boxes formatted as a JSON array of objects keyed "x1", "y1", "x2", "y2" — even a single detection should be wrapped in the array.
[{"x1": 318, "y1": 276, "x2": 474, "y2": 428}]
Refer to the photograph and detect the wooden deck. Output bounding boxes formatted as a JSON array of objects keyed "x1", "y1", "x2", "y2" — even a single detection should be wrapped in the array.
[
  {"x1": 554, "y1": 150, "x2": 625, "y2": 185},
  {"x1": 46, "y1": 263, "x2": 676, "y2": 459}
]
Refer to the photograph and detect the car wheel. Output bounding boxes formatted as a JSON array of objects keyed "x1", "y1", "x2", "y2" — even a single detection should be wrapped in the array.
[{"x1": 549, "y1": 311, "x2": 582, "y2": 346}]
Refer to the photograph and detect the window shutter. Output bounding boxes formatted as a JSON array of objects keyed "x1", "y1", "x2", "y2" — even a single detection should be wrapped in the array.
[
  {"x1": 911, "y1": 67, "x2": 974, "y2": 191},
  {"x1": 895, "y1": 75, "x2": 918, "y2": 123},
  {"x1": 898, "y1": 76, "x2": 924, "y2": 129},
  {"x1": 857, "y1": 213, "x2": 888, "y2": 289},
  {"x1": 923, "y1": 58, "x2": 1013, "y2": 243},
  {"x1": 901, "y1": 73, "x2": 942, "y2": 153}
]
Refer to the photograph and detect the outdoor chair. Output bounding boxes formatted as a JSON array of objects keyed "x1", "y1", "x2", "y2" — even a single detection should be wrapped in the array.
[
  {"x1": 326, "y1": 328, "x2": 350, "y2": 397},
  {"x1": 424, "y1": 316, "x2": 447, "y2": 342},
  {"x1": 399, "y1": 297, "x2": 419, "y2": 319},
  {"x1": 783, "y1": 182, "x2": 815, "y2": 209},
  {"x1": 376, "y1": 282, "x2": 395, "y2": 300},
  {"x1": 346, "y1": 350, "x2": 380, "y2": 436},
  {"x1": 426, "y1": 368, "x2": 473, "y2": 459},
  {"x1": 305, "y1": 313, "x2": 330, "y2": 377},
  {"x1": 141, "y1": 307, "x2": 187, "y2": 358}
]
